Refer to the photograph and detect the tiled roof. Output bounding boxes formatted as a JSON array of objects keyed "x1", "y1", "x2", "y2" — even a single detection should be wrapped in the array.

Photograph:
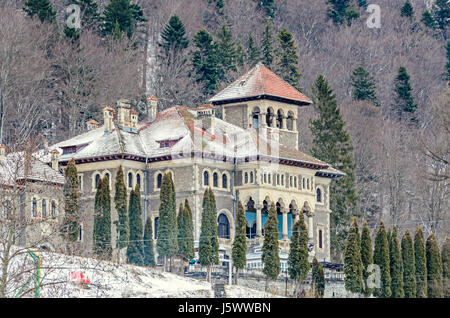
[{"x1": 209, "y1": 63, "x2": 312, "y2": 105}]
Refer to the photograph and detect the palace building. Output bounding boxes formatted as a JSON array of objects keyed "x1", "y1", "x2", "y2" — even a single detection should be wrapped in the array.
[{"x1": 44, "y1": 63, "x2": 344, "y2": 262}]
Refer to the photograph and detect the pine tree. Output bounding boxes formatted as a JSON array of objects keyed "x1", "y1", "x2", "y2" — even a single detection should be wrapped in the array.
[
  {"x1": 373, "y1": 221, "x2": 391, "y2": 298},
  {"x1": 414, "y1": 227, "x2": 427, "y2": 298},
  {"x1": 442, "y1": 237, "x2": 450, "y2": 298},
  {"x1": 360, "y1": 221, "x2": 373, "y2": 296},
  {"x1": 389, "y1": 227, "x2": 404, "y2": 298},
  {"x1": 232, "y1": 201, "x2": 247, "y2": 284},
  {"x1": 156, "y1": 173, "x2": 178, "y2": 270},
  {"x1": 423, "y1": 0, "x2": 449, "y2": 38},
  {"x1": 114, "y1": 166, "x2": 129, "y2": 250},
  {"x1": 422, "y1": 10, "x2": 437, "y2": 29},
  {"x1": 401, "y1": 229, "x2": 416, "y2": 298},
  {"x1": 127, "y1": 184, "x2": 144, "y2": 265},
  {"x1": 216, "y1": 24, "x2": 238, "y2": 79},
  {"x1": 61, "y1": 159, "x2": 81, "y2": 243},
  {"x1": 245, "y1": 33, "x2": 260, "y2": 67},
  {"x1": 344, "y1": 217, "x2": 363, "y2": 294},
  {"x1": 327, "y1": 0, "x2": 360, "y2": 26},
  {"x1": 262, "y1": 203, "x2": 280, "y2": 291},
  {"x1": 261, "y1": 19, "x2": 274, "y2": 68},
  {"x1": 23, "y1": 0, "x2": 57, "y2": 24},
  {"x1": 426, "y1": 233, "x2": 443, "y2": 298},
  {"x1": 64, "y1": 0, "x2": 100, "y2": 40},
  {"x1": 100, "y1": 0, "x2": 146, "y2": 39},
  {"x1": 93, "y1": 177, "x2": 112, "y2": 259},
  {"x1": 394, "y1": 66, "x2": 417, "y2": 118},
  {"x1": 275, "y1": 28, "x2": 301, "y2": 89},
  {"x1": 351, "y1": 66, "x2": 379, "y2": 106},
  {"x1": 401, "y1": 0, "x2": 414, "y2": 19},
  {"x1": 160, "y1": 15, "x2": 189, "y2": 56},
  {"x1": 311, "y1": 257, "x2": 325, "y2": 298},
  {"x1": 309, "y1": 75, "x2": 358, "y2": 259},
  {"x1": 288, "y1": 211, "x2": 309, "y2": 295},
  {"x1": 143, "y1": 216, "x2": 155, "y2": 266},
  {"x1": 177, "y1": 200, "x2": 195, "y2": 261}
]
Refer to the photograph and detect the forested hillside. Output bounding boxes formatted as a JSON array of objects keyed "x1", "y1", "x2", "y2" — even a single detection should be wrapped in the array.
[{"x1": 0, "y1": 0, "x2": 448, "y2": 260}]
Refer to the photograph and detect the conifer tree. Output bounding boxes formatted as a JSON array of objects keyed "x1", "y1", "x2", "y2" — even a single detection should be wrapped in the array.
[
  {"x1": 177, "y1": 200, "x2": 195, "y2": 261},
  {"x1": 401, "y1": 229, "x2": 416, "y2": 298},
  {"x1": 414, "y1": 227, "x2": 427, "y2": 298},
  {"x1": 275, "y1": 28, "x2": 301, "y2": 89},
  {"x1": 216, "y1": 24, "x2": 238, "y2": 80},
  {"x1": 422, "y1": 0, "x2": 449, "y2": 39},
  {"x1": 394, "y1": 66, "x2": 417, "y2": 119},
  {"x1": 442, "y1": 237, "x2": 450, "y2": 298},
  {"x1": 401, "y1": 0, "x2": 414, "y2": 19},
  {"x1": 344, "y1": 217, "x2": 363, "y2": 294},
  {"x1": 389, "y1": 227, "x2": 404, "y2": 298},
  {"x1": 61, "y1": 159, "x2": 81, "y2": 243},
  {"x1": 360, "y1": 221, "x2": 373, "y2": 296},
  {"x1": 373, "y1": 221, "x2": 391, "y2": 297},
  {"x1": 232, "y1": 201, "x2": 247, "y2": 284},
  {"x1": 426, "y1": 233, "x2": 444, "y2": 298},
  {"x1": 114, "y1": 166, "x2": 129, "y2": 250},
  {"x1": 422, "y1": 10, "x2": 437, "y2": 29},
  {"x1": 93, "y1": 177, "x2": 112, "y2": 259},
  {"x1": 160, "y1": 15, "x2": 189, "y2": 58},
  {"x1": 23, "y1": 0, "x2": 57, "y2": 24},
  {"x1": 311, "y1": 256, "x2": 325, "y2": 298},
  {"x1": 100, "y1": 0, "x2": 146, "y2": 39},
  {"x1": 446, "y1": 41, "x2": 450, "y2": 81},
  {"x1": 288, "y1": 211, "x2": 309, "y2": 295},
  {"x1": 261, "y1": 19, "x2": 274, "y2": 68},
  {"x1": 309, "y1": 75, "x2": 358, "y2": 258},
  {"x1": 262, "y1": 203, "x2": 280, "y2": 291},
  {"x1": 245, "y1": 33, "x2": 260, "y2": 67},
  {"x1": 327, "y1": 0, "x2": 360, "y2": 26},
  {"x1": 127, "y1": 184, "x2": 144, "y2": 265},
  {"x1": 156, "y1": 173, "x2": 178, "y2": 271},
  {"x1": 143, "y1": 216, "x2": 155, "y2": 266},
  {"x1": 256, "y1": 0, "x2": 276, "y2": 18},
  {"x1": 351, "y1": 66, "x2": 379, "y2": 106},
  {"x1": 64, "y1": 0, "x2": 100, "y2": 40}
]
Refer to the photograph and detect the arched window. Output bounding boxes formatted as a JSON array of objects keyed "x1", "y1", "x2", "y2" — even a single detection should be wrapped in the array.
[
  {"x1": 317, "y1": 188, "x2": 322, "y2": 203},
  {"x1": 246, "y1": 222, "x2": 257, "y2": 239},
  {"x1": 157, "y1": 173, "x2": 162, "y2": 188},
  {"x1": 42, "y1": 200, "x2": 47, "y2": 218},
  {"x1": 302, "y1": 178, "x2": 305, "y2": 189},
  {"x1": 128, "y1": 172, "x2": 133, "y2": 188},
  {"x1": 105, "y1": 173, "x2": 110, "y2": 181},
  {"x1": 263, "y1": 173, "x2": 267, "y2": 184},
  {"x1": 250, "y1": 172, "x2": 254, "y2": 183},
  {"x1": 307, "y1": 178, "x2": 310, "y2": 190},
  {"x1": 203, "y1": 171, "x2": 209, "y2": 186},
  {"x1": 136, "y1": 174, "x2": 141, "y2": 188},
  {"x1": 286, "y1": 111, "x2": 294, "y2": 131},
  {"x1": 51, "y1": 201, "x2": 56, "y2": 219},
  {"x1": 266, "y1": 108, "x2": 273, "y2": 127},
  {"x1": 244, "y1": 172, "x2": 248, "y2": 184},
  {"x1": 154, "y1": 217, "x2": 159, "y2": 239},
  {"x1": 281, "y1": 175, "x2": 284, "y2": 186},
  {"x1": 276, "y1": 174, "x2": 280, "y2": 185},
  {"x1": 268, "y1": 174, "x2": 271, "y2": 184},
  {"x1": 252, "y1": 108, "x2": 260, "y2": 129},
  {"x1": 294, "y1": 176, "x2": 297, "y2": 188},
  {"x1": 222, "y1": 174, "x2": 228, "y2": 188},
  {"x1": 213, "y1": 172, "x2": 218, "y2": 187},
  {"x1": 32, "y1": 198, "x2": 37, "y2": 217},
  {"x1": 276, "y1": 110, "x2": 284, "y2": 128},
  {"x1": 95, "y1": 174, "x2": 101, "y2": 187},
  {"x1": 218, "y1": 214, "x2": 230, "y2": 239}
]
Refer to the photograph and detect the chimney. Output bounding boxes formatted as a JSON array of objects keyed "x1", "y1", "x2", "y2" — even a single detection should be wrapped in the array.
[
  {"x1": 146, "y1": 96, "x2": 158, "y2": 122},
  {"x1": 196, "y1": 104, "x2": 216, "y2": 135},
  {"x1": 103, "y1": 106, "x2": 114, "y2": 133},
  {"x1": 130, "y1": 109, "x2": 138, "y2": 129},
  {"x1": 50, "y1": 149, "x2": 59, "y2": 171},
  {"x1": 117, "y1": 99, "x2": 132, "y2": 128},
  {"x1": 86, "y1": 119, "x2": 99, "y2": 131},
  {"x1": 0, "y1": 144, "x2": 5, "y2": 162}
]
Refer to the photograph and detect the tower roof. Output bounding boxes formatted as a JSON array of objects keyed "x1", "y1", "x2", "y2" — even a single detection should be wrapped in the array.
[{"x1": 209, "y1": 63, "x2": 312, "y2": 106}]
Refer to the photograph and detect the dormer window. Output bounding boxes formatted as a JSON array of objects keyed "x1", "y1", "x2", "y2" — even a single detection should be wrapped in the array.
[
  {"x1": 61, "y1": 143, "x2": 88, "y2": 155},
  {"x1": 157, "y1": 138, "x2": 181, "y2": 149}
]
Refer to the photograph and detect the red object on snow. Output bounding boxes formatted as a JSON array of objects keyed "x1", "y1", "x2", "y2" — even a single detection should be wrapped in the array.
[{"x1": 71, "y1": 271, "x2": 91, "y2": 284}]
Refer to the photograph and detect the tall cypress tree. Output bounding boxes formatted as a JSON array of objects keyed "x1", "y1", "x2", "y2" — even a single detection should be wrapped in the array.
[
  {"x1": 245, "y1": 33, "x2": 260, "y2": 67},
  {"x1": 394, "y1": 66, "x2": 417, "y2": 119},
  {"x1": 426, "y1": 233, "x2": 444, "y2": 298},
  {"x1": 288, "y1": 211, "x2": 309, "y2": 295},
  {"x1": 232, "y1": 201, "x2": 247, "y2": 284},
  {"x1": 373, "y1": 221, "x2": 391, "y2": 298},
  {"x1": 389, "y1": 227, "x2": 404, "y2": 298},
  {"x1": 351, "y1": 66, "x2": 379, "y2": 106},
  {"x1": 100, "y1": 0, "x2": 146, "y2": 39},
  {"x1": 261, "y1": 19, "x2": 274, "y2": 68},
  {"x1": 309, "y1": 75, "x2": 358, "y2": 259},
  {"x1": 414, "y1": 227, "x2": 427, "y2": 298},
  {"x1": 275, "y1": 28, "x2": 301, "y2": 89},
  {"x1": 311, "y1": 256, "x2": 325, "y2": 298},
  {"x1": 127, "y1": 184, "x2": 144, "y2": 265},
  {"x1": 401, "y1": 229, "x2": 416, "y2": 298},
  {"x1": 143, "y1": 216, "x2": 155, "y2": 266},
  {"x1": 360, "y1": 221, "x2": 373, "y2": 296},
  {"x1": 177, "y1": 200, "x2": 195, "y2": 261},
  {"x1": 61, "y1": 159, "x2": 81, "y2": 243},
  {"x1": 23, "y1": 0, "x2": 57, "y2": 24},
  {"x1": 156, "y1": 173, "x2": 178, "y2": 270},
  {"x1": 160, "y1": 15, "x2": 189, "y2": 57},
  {"x1": 262, "y1": 203, "x2": 280, "y2": 291},
  {"x1": 400, "y1": 0, "x2": 414, "y2": 19},
  {"x1": 93, "y1": 177, "x2": 112, "y2": 259},
  {"x1": 114, "y1": 166, "x2": 129, "y2": 250},
  {"x1": 442, "y1": 237, "x2": 450, "y2": 298},
  {"x1": 344, "y1": 217, "x2": 363, "y2": 294}
]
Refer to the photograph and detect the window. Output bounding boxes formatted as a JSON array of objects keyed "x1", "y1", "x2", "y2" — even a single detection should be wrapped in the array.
[
  {"x1": 318, "y1": 229, "x2": 323, "y2": 249},
  {"x1": 78, "y1": 175, "x2": 82, "y2": 190},
  {"x1": 204, "y1": 171, "x2": 209, "y2": 186},
  {"x1": 317, "y1": 188, "x2": 322, "y2": 203},
  {"x1": 250, "y1": 172, "x2": 254, "y2": 183},
  {"x1": 51, "y1": 201, "x2": 56, "y2": 219},
  {"x1": 137, "y1": 174, "x2": 141, "y2": 188},
  {"x1": 157, "y1": 173, "x2": 162, "y2": 189},
  {"x1": 105, "y1": 173, "x2": 110, "y2": 182},
  {"x1": 32, "y1": 198, "x2": 37, "y2": 217},
  {"x1": 294, "y1": 177, "x2": 297, "y2": 188},
  {"x1": 154, "y1": 217, "x2": 159, "y2": 239},
  {"x1": 268, "y1": 174, "x2": 271, "y2": 184},
  {"x1": 281, "y1": 175, "x2": 284, "y2": 186},
  {"x1": 244, "y1": 172, "x2": 248, "y2": 184},
  {"x1": 218, "y1": 214, "x2": 230, "y2": 239},
  {"x1": 78, "y1": 225, "x2": 83, "y2": 242},
  {"x1": 290, "y1": 176, "x2": 292, "y2": 187},
  {"x1": 213, "y1": 172, "x2": 218, "y2": 187},
  {"x1": 95, "y1": 174, "x2": 101, "y2": 187},
  {"x1": 307, "y1": 178, "x2": 310, "y2": 190},
  {"x1": 42, "y1": 200, "x2": 47, "y2": 218},
  {"x1": 128, "y1": 172, "x2": 133, "y2": 188},
  {"x1": 252, "y1": 112, "x2": 259, "y2": 129},
  {"x1": 302, "y1": 178, "x2": 305, "y2": 189},
  {"x1": 222, "y1": 174, "x2": 228, "y2": 189},
  {"x1": 276, "y1": 174, "x2": 280, "y2": 185}
]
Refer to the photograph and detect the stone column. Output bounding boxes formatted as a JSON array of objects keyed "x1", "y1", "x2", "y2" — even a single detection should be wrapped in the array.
[
  {"x1": 255, "y1": 204, "x2": 263, "y2": 237},
  {"x1": 294, "y1": 210, "x2": 299, "y2": 224},
  {"x1": 281, "y1": 115, "x2": 287, "y2": 130},
  {"x1": 282, "y1": 209, "x2": 288, "y2": 240},
  {"x1": 293, "y1": 117, "x2": 297, "y2": 131},
  {"x1": 307, "y1": 212, "x2": 314, "y2": 240}
]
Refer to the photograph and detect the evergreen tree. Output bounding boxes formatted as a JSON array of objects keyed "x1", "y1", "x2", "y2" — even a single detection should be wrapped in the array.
[
  {"x1": 394, "y1": 66, "x2": 417, "y2": 118},
  {"x1": 160, "y1": 15, "x2": 189, "y2": 56},
  {"x1": 245, "y1": 33, "x2": 260, "y2": 67},
  {"x1": 401, "y1": 229, "x2": 416, "y2": 298},
  {"x1": 344, "y1": 217, "x2": 363, "y2": 294},
  {"x1": 156, "y1": 173, "x2": 178, "y2": 270},
  {"x1": 261, "y1": 19, "x2": 275, "y2": 68},
  {"x1": 256, "y1": 0, "x2": 276, "y2": 18},
  {"x1": 442, "y1": 237, "x2": 450, "y2": 298},
  {"x1": 275, "y1": 28, "x2": 301, "y2": 89},
  {"x1": 177, "y1": 200, "x2": 195, "y2": 261},
  {"x1": 389, "y1": 227, "x2": 404, "y2": 298},
  {"x1": 114, "y1": 166, "x2": 129, "y2": 250},
  {"x1": 311, "y1": 257, "x2": 326, "y2": 298},
  {"x1": 360, "y1": 221, "x2": 373, "y2": 296},
  {"x1": 23, "y1": 0, "x2": 57, "y2": 24},
  {"x1": 216, "y1": 24, "x2": 238, "y2": 79},
  {"x1": 61, "y1": 159, "x2": 81, "y2": 242},
  {"x1": 426, "y1": 233, "x2": 444, "y2": 298},
  {"x1": 309, "y1": 75, "x2": 358, "y2": 259},
  {"x1": 414, "y1": 227, "x2": 427, "y2": 298},
  {"x1": 327, "y1": 0, "x2": 360, "y2": 26},
  {"x1": 232, "y1": 201, "x2": 247, "y2": 284},
  {"x1": 100, "y1": 0, "x2": 146, "y2": 39},
  {"x1": 351, "y1": 66, "x2": 380, "y2": 106},
  {"x1": 143, "y1": 216, "x2": 156, "y2": 266},
  {"x1": 127, "y1": 184, "x2": 144, "y2": 265},
  {"x1": 446, "y1": 41, "x2": 450, "y2": 81},
  {"x1": 262, "y1": 203, "x2": 280, "y2": 291},
  {"x1": 288, "y1": 211, "x2": 309, "y2": 295},
  {"x1": 93, "y1": 177, "x2": 112, "y2": 259},
  {"x1": 423, "y1": 0, "x2": 449, "y2": 38},
  {"x1": 401, "y1": 0, "x2": 414, "y2": 19},
  {"x1": 422, "y1": 10, "x2": 437, "y2": 29},
  {"x1": 192, "y1": 29, "x2": 222, "y2": 97},
  {"x1": 373, "y1": 221, "x2": 392, "y2": 298},
  {"x1": 64, "y1": 0, "x2": 100, "y2": 40}
]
